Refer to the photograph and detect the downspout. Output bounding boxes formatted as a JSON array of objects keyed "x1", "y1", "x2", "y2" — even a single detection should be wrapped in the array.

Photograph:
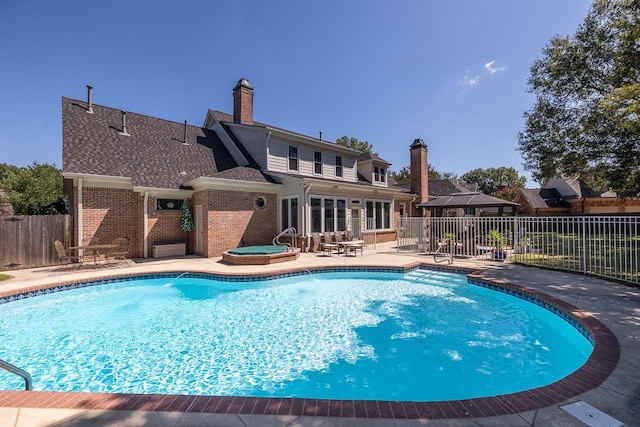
[
  {"x1": 77, "y1": 178, "x2": 83, "y2": 246},
  {"x1": 143, "y1": 192, "x2": 149, "y2": 258},
  {"x1": 304, "y1": 182, "x2": 312, "y2": 252}
]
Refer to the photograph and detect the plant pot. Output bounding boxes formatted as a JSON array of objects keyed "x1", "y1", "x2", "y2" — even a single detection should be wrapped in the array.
[{"x1": 491, "y1": 249, "x2": 507, "y2": 261}]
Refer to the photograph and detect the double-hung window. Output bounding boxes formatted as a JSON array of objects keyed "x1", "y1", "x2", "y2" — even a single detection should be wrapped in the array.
[
  {"x1": 335, "y1": 156, "x2": 343, "y2": 178},
  {"x1": 314, "y1": 151, "x2": 322, "y2": 175},
  {"x1": 288, "y1": 146, "x2": 298, "y2": 171}
]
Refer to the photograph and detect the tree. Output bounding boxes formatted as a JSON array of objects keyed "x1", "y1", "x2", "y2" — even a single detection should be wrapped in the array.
[
  {"x1": 460, "y1": 167, "x2": 527, "y2": 196},
  {"x1": 389, "y1": 164, "x2": 446, "y2": 184},
  {"x1": 518, "y1": 0, "x2": 640, "y2": 195},
  {"x1": 335, "y1": 136, "x2": 377, "y2": 155},
  {"x1": 390, "y1": 166, "x2": 411, "y2": 184},
  {"x1": 0, "y1": 162, "x2": 67, "y2": 215}
]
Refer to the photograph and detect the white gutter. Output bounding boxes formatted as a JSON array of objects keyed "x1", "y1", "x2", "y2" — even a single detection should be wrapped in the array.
[
  {"x1": 77, "y1": 178, "x2": 83, "y2": 246},
  {"x1": 143, "y1": 192, "x2": 149, "y2": 258},
  {"x1": 303, "y1": 182, "x2": 312, "y2": 252}
]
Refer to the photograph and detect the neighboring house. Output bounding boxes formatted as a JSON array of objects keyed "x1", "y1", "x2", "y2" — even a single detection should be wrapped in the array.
[
  {"x1": 62, "y1": 79, "x2": 431, "y2": 258},
  {"x1": 515, "y1": 188, "x2": 571, "y2": 216},
  {"x1": 516, "y1": 176, "x2": 640, "y2": 216},
  {"x1": 417, "y1": 192, "x2": 519, "y2": 217}
]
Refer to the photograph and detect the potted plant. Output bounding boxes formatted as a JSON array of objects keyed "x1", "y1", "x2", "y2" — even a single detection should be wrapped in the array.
[{"x1": 487, "y1": 229, "x2": 507, "y2": 261}]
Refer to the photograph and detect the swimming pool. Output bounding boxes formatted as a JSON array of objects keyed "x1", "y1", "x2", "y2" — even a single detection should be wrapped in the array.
[{"x1": 0, "y1": 269, "x2": 592, "y2": 402}]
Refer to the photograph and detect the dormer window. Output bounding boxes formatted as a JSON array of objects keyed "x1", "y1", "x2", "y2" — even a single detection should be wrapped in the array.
[
  {"x1": 288, "y1": 146, "x2": 298, "y2": 171},
  {"x1": 314, "y1": 151, "x2": 322, "y2": 175},
  {"x1": 374, "y1": 166, "x2": 386, "y2": 183},
  {"x1": 335, "y1": 156, "x2": 343, "y2": 177}
]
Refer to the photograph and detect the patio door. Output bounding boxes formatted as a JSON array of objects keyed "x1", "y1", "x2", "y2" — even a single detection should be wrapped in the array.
[{"x1": 350, "y1": 208, "x2": 362, "y2": 239}]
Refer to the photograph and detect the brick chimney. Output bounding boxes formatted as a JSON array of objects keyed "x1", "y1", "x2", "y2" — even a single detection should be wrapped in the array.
[
  {"x1": 233, "y1": 78, "x2": 254, "y2": 124},
  {"x1": 410, "y1": 138, "x2": 429, "y2": 204}
]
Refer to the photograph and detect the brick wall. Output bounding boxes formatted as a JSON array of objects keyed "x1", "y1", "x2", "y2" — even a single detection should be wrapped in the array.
[
  {"x1": 147, "y1": 197, "x2": 187, "y2": 255},
  {"x1": 206, "y1": 189, "x2": 278, "y2": 257},
  {"x1": 76, "y1": 187, "x2": 140, "y2": 257}
]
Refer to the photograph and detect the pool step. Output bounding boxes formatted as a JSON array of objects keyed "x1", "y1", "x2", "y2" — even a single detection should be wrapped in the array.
[{"x1": 405, "y1": 270, "x2": 465, "y2": 287}]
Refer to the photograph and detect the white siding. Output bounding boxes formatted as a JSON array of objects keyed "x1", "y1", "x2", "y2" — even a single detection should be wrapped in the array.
[
  {"x1": 229, "y1": 125, "x2": 268, "y2": 167},
  {"x1": 267, "y1": 137, "x2": 358, "y2": 181},
  {"x1": 212, "y1": 123, "x2": 249, "y2": 166}
]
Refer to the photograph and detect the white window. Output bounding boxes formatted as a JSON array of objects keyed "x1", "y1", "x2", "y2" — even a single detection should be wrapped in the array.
[
  {"x1": 314, "y1": 151, "x2": 322, "y2": 175},
  {"x1": 280, "y1": 196, "x2": 299, "y2": 231},
  {"x1": 288, "y1": 146, "x2": 298, "y2": 171},
  {"x1": 374, "y1": 166, "x2": 386, "y2": 183},
  {"x1": 366, "y1": 200, "x2": 391, "y2": 230},
  {"x1": 310, "y1": 197, "x2": 347, "y2": 232},
  {"x1": 335, "y1": 156, "x2": 343, "y2": 178}
]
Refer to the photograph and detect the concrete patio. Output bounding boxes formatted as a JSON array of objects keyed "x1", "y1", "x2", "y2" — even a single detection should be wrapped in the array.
[{"x1": 1, "y1": 244, "x2": 638, "y2": 426}]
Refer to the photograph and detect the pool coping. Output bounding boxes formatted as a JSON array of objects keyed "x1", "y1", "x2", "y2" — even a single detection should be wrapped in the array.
[{"x1": 0, "y1": 263, "x2": 620, "y2": 420}]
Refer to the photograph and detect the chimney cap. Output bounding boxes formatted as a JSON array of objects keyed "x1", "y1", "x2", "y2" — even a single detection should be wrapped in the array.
[
  {"x1": 233, "y1": 78, "x2": 253, "y2": 91},
  {"x1": 410, "y1": 138, "x2": 427, "y2": 149}
]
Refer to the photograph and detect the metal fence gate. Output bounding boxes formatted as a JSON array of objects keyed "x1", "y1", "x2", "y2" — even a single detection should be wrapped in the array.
[{"x1": 396, "y1": 216, "x2": 639, "y2": 284}]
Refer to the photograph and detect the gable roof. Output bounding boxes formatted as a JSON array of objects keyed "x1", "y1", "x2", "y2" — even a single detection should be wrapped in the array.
[
  {"x1": 62, "y1": 98, "x2": 275, "y2": 189},
  {"x1": 519, "y1": 188, "x2": 571, "y2": 210}
]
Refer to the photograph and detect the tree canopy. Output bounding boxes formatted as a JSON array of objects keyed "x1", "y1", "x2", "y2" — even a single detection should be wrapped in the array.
[
  {"x1": 0, "y1": 162, "x2": 67, "y2": 215},
  {"x1": 518, "y1": 0, "x2": 640, "y2": 195},
  {"x1": 460, "y1": 167, "x2": 527, "y2": 196},
  {"x1": 389, "y1": 164, "x2": 450, "y2": 184},
  {"x1": 335, "y1": 136, "x2": 377, "y2": 155}
]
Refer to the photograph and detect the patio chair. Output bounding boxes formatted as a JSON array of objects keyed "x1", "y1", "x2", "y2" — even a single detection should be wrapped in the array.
[
  {"x1": 53, "y1": 240, "x2": 80, "y2": 265},
  {"x1": 322, "y1": 231, "x2": 340, "y2": 256},
  {"x1": 334, "y1": 231, "x2": 344, "y2": 254},
  {"x1": 310, "y1": 232, "x2": 322, "y2": 252},
  {"x1": 107, "y1": 237, "x2": 130, "y2": 263}
]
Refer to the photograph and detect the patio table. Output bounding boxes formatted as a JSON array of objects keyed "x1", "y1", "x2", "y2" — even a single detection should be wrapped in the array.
[
  {"x1": 339, "y1": 240, "x2": 364, "y2": 256},
  {"x1": 67, "y1": 244, "x2": 118, "y2": 264}
]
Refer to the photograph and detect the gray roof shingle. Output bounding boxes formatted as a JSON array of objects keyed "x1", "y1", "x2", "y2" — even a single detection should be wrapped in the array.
[{"x1": 62, "y1": 98, "x2": 275, "y2": 188}]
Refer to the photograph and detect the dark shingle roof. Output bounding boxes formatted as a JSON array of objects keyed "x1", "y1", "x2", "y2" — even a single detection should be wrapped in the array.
[
  {"x1": 416, "y1": 192, "x2": 519, "y2": 208},
  {"x1": 428, "y1": 179, "x2": 470, "y2": 197},
  {"x1": 62, "y1": 98, "x2": 274, "y2": 188},
  {"x1": 520, "y1": 188, "x2": 571, "y2": 209}
]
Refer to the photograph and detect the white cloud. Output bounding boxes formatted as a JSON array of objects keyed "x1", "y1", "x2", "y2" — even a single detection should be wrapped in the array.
[
  {"x1": 484, "y1": 61, "x2": 506, "y2": 74},
  {"x1": 459, "y1": 71, "x2": 480, "y2": 87}
]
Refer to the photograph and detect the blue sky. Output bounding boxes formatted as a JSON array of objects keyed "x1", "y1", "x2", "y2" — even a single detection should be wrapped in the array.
[{"x1": 0, "y1": 0, "x2": 591, "y2": 187}]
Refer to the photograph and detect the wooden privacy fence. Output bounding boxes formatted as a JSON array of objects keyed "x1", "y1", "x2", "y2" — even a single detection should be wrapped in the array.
[{"x1": 0, "y1": 215, "x2": 72, "y2": 270}]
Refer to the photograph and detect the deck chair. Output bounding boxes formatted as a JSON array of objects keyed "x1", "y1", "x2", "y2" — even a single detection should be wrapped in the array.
[
  {"x1": 107, "y1": 237, "x2": 130, "y2": 263},
  {"x1": 54, "y1": 240, "x2": 80, "y2": 265},
  {"x1": 334, "y1": 230, "x2": 344, "y2": 254},
  {"x1": 322, "y1": 231, "x2": 340, "y2": 256},
  {"x1": 310, "y1": 232, "x2": 322, "y2": 253}
]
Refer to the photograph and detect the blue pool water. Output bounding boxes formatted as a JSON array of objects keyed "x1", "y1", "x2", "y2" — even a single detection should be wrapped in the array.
[{"x1": 0, "y1": 270, "x2": 592, "y2": 401}]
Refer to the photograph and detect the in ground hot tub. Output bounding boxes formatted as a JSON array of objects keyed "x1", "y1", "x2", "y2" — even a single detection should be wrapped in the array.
[{"x1": 222, "y1": 245, "x2": 300, "y2": 265}]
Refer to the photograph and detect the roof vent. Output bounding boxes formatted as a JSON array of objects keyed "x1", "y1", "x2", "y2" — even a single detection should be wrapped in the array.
[
  {"x1": 119, "y1": 111, "x2": 130, "y2": 136},
  {"x1": 86, "y1": 84, "x2": 94, "y2": 114},
  {"x1": 183, "y1": 120, "x2": 188, "y2": 145}
]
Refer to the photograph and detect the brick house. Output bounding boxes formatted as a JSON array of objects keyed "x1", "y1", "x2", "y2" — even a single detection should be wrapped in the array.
[
  {"x1": 515, "y1": 176, "x2": 640, "y2": 216},
  {"x1": 62, "y1": 79, "x2": 429, "y2": 258}
]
